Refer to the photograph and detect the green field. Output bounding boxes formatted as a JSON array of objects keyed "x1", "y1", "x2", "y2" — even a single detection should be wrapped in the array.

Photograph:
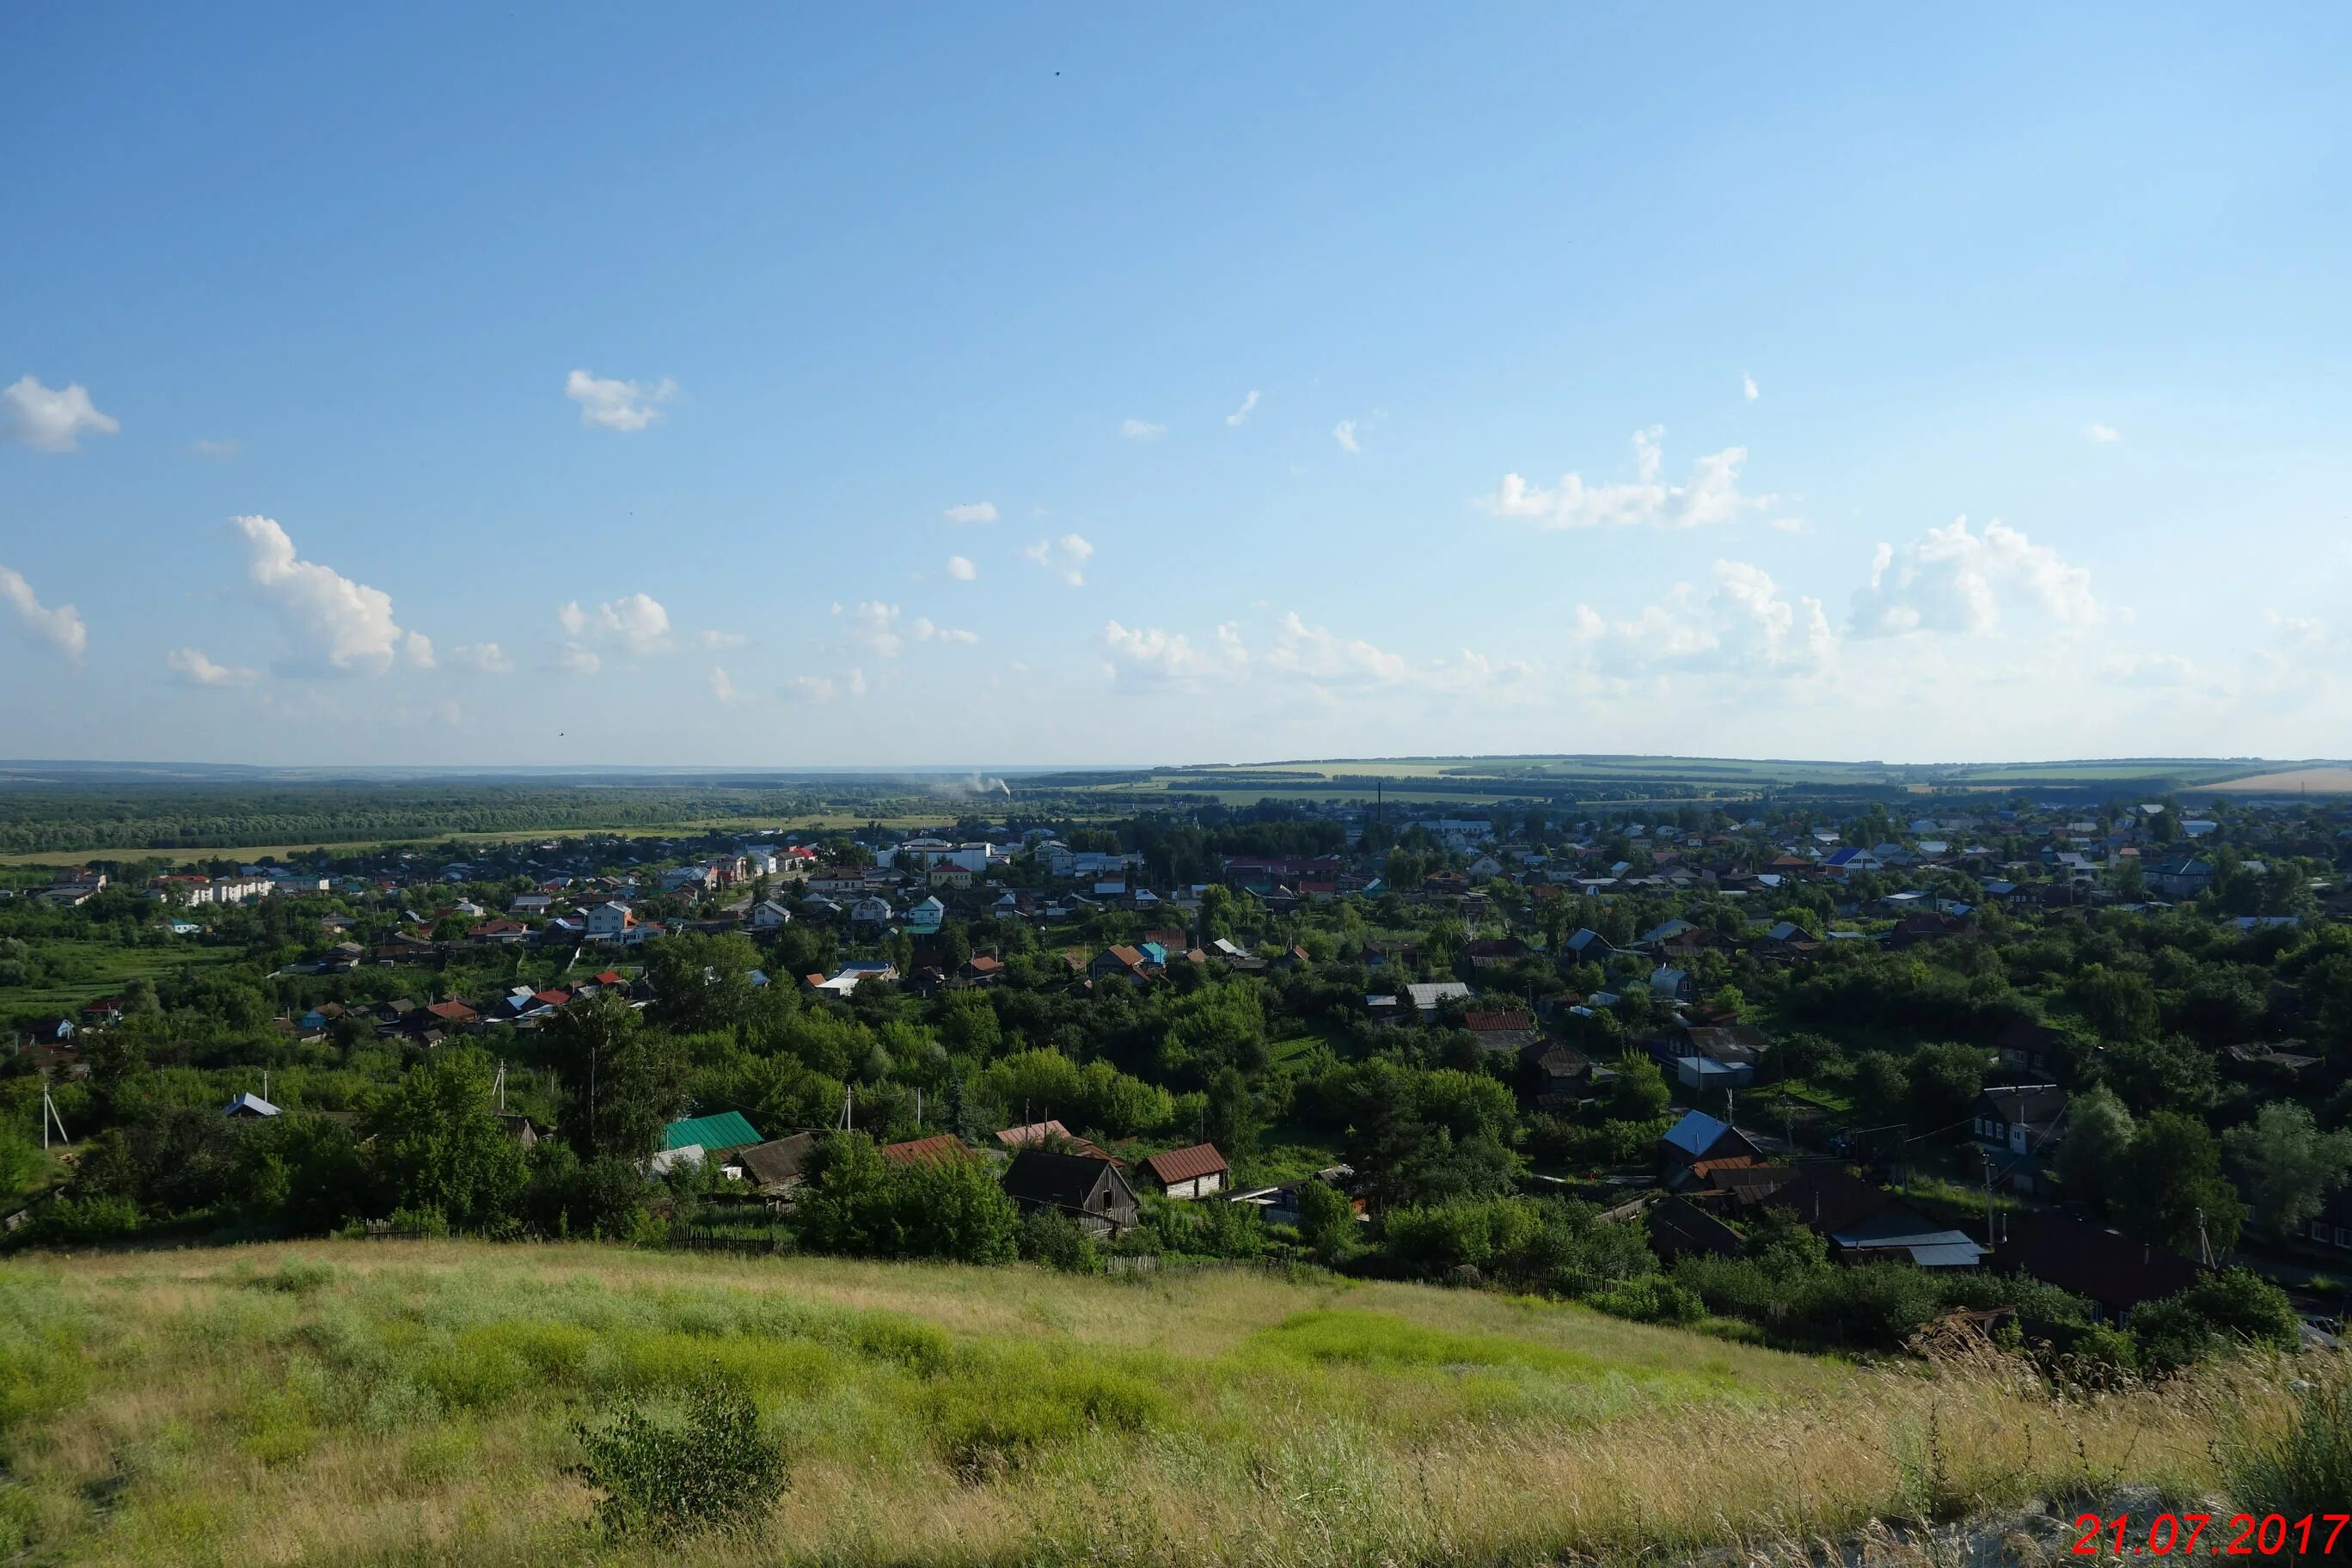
[
  {"x1": 0, "y1": 1239, "x2": 2295, "y2": 1567},
  {"x1": 0, "y1": 936, "x2": 243, "y2": 1013}
]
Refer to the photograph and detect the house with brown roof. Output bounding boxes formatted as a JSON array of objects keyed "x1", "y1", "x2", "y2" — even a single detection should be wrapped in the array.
[
  {"x1": 995, "y1": 1119, "x2": 1116, "y2": 1161},
  {"x1": 1087, "y1": 945, "x2": 1158, "y2": 983},
  {"x1": 1139, "y1": 1142, "x2": 1228, "y2": 1199},
  {"x1": 879, "y1": 1134, "x2": 972, "y2": 1167}
]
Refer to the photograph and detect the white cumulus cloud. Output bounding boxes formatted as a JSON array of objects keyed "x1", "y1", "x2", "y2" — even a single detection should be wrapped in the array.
[
  {"x1": 1332, "y1": 420, "x2": 1361, "y2": 455},
  {"x1": 2, "y1": 375, "x2": 119, "y2": 452},
  {"x1": 166, "y1": 646, "x2": 258, "y2": 687},
  {"x1": 839, "y1": 600, "x2": 906, "y2": 658},
  {"x1": 1848, "y1": 517, "x2": 2100, "y2": 638},
  {"x1": 1611, "y1": 560, "x2": 1835, "y2": 674},
  {"x1": 782, "y1": 674, "x2": 836, "y2": 703},
  {"x1": 1226, "y1": 390, "x2": 1260, "y2": 427},
  {"x1": 565, "y1": 369, "x2": 678, "y2": 432},
  {"x1": 946, "y1": 555, "x2": 977, "y2": 581},
  {"x1": 0, "y1": 566, "x2": 89, "y2": 660},
  {"x1": 557, "y1": 592, "x2": 672, "y2": 654},
  {"x1": 230, "y1": 515, "x2": 426, "y2": 674},
  {"x1": 942, "y1": 501, "x2": 998, "y2": 524},
  {"x1": 1485, "y1": 426, "x2": 1773, "y2": 530},
  {"x1": 1743, "y1": 373, "x2": 1760, "y2": 401},
  {"x1": 2084, "y1": 421, "x2": 2122, "y2": 444}
]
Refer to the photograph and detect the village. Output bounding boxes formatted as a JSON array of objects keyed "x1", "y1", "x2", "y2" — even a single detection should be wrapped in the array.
[{"x1": 8, "y1": 782, "x2": 2350, "y2": 1366}]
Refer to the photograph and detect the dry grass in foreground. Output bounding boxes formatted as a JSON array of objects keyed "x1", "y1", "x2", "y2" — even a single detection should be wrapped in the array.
[{"x1": 0, "y1": 1239, "x2": 2306, "y2": 1566}]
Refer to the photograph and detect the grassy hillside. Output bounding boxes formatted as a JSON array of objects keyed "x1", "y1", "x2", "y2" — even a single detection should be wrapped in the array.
[{"x1": 0, "y1": 1240, "x2": 2305, "y2": 1567}]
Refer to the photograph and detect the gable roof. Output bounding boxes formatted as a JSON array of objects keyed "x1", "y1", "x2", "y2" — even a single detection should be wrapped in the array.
[
  {"x1": 1001, "y1": 1148, "x2": 1130, "y2": 1209},
  {"x1": 737, "y1": 1131, "x2": 819, "y2": 1188},
  {"x1": 1978, "y1": 1083, "x2": 2067, "y2": 1125},
  {"x1": 879, "y1": 1134, "x2": 971, "y2": 1167},
  {"x1": 1661, "y1": 1109, "x2": 1732, "y2": 1159},
  {"x1": 663, "y1": 1110, "x2": 762, "y2": 1154},
  {"x1": 995, "y1": 1118, "x2": 1114, "y2": 1161},
  {"x1": 1141, "y1": 1142, "x2": 1228, "y2": 1186}
]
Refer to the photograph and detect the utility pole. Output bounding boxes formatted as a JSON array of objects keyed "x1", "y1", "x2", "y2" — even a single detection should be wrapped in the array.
[
  {"x1": 495, "y1": 1058, "x2": 507, "y2": 1113},
  {"x1": 40, "y1": 1084, "x2": 67, "y2": 1149}
]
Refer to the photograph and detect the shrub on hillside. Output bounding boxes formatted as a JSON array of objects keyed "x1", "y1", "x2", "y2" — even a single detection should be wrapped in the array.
[
  {"x1": 573, "y1": 1369, "x2": 784, "y2": 1540},
  {"x1": 1018, "y1": 1210, "x2": 1099, "y2": 1274},
  {"x1": 2131, "y1": 1269, "x2": 2300, "y2": 1375}
]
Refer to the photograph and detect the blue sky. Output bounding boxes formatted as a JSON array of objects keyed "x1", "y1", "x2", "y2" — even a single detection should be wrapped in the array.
[{"x1": 4, "y1": 4, "x2": 2349, "y2": 767}]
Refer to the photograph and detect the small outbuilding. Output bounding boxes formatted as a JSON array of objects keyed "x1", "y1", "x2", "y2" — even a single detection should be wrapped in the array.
[{"x1": 1140, "y1": 1142, "x2": 1228, "y2": 1199}]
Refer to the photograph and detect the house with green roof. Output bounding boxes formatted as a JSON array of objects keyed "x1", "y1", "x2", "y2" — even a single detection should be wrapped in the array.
[{"x1": 662, "y1": 1111, "x2": 762, "y2": 1155}]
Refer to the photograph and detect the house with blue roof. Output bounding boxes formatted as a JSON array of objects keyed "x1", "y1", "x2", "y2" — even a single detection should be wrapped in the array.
[{"x1": 1657, "y1": 1108, "x2": 1761, "y2": 1173}]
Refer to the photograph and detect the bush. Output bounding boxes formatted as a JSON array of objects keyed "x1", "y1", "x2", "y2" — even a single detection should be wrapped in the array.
[
  {"x1": 573, "y1": 1369, "x2": 784, "y2": 1540},
  {"x1": 27, "y1": 1193, "x2": 140, "y2": 1245},
  {"x1": 2133, "y1": 1269, "x2": 2300, "y2": 1375},
  {"x1": 1018, "y1": 1210, "x2": 1099, "y2": 1274},
  {"x1": 1583, "y1": 1277, "x2": 1704, "y2": 1325}
]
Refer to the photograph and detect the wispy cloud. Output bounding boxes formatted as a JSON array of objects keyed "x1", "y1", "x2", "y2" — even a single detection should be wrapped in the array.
[
  {"x1": 1025, "y1": 534, "x2": 1093, "y2": 586},
  {"x1": 166, "y1": 646, "x2": 258, "y2": 687},
  {"x1": 188, "y1": 438, "x2": 241, "y2": 460},
  {"x1": 1332, "y1": 420, "x2": 1361, "y2": 455},
  {"x1": 1226, "y1": 390, "x2": 1260, "y2": 427},
  {"x1": 707, "y1": 665, "x2": 750, "y2": 706},
  {"x1": 2084, "y1": 421, "x2": 2122, "y2": 444},
  {"x1": 1120, "y1": 418, "x2": 1167, "y2": 441},
  {"x1": 943, "y1": 501, "x2": 998, "y2": 524},
  {"x1": 3, "y1": 374, "x2": 119, "y2": 453},
  {"x1": 565, "y1": 368, "x2": 678, "y2": 432},
  {"x1": 1743, "y1": 373, "x2": 1760, "y2": 401},
  {"x1": 0, "y1": 566, "x2": 89, "y2": 660},
  {"x1": 1102, "y1": 621, "x2": 1249, "y2": 685},
  {"x1": 448, "y1": 641, "x2": 514, "y2": 673},
  {"x1": 1485, "y1": 426, "x2": 1773, "y2": 530}
]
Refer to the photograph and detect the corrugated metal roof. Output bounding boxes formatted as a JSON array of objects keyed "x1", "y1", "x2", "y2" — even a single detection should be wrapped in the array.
[
  {"x1": 1661, "y1": 1109, "x2": 1729, "y2": 1157},
  {"x1": 663, "y1": 1111, "x2": 761, "y2": 1152},
  {"x1": 1142, "y1": 1143, "x2": 1228, "y2": 1185}
]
